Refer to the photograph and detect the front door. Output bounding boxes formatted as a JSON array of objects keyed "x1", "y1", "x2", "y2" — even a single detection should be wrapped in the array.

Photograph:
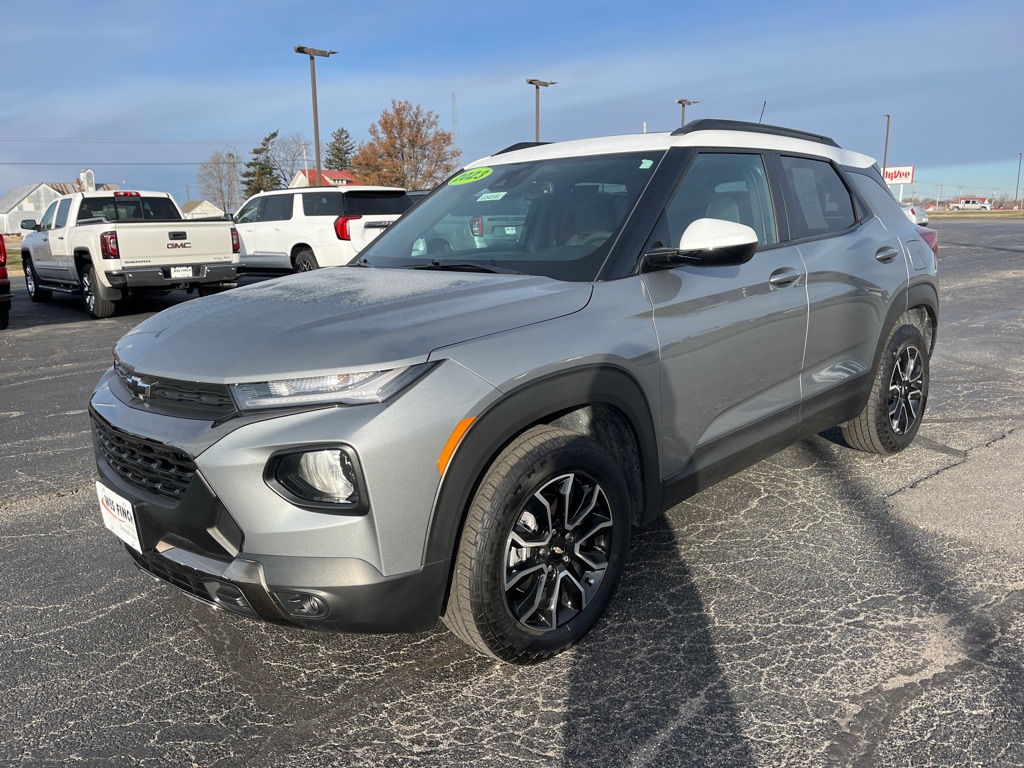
[{"x1": 639, "y1": 151, "x2": 809, "y2": 478}]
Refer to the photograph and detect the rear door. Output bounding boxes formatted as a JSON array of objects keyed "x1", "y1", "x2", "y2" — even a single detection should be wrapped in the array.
[
  {"x1": 251, "y1": 193, "x2": 294, "y2": 269},
  {"x1": 774, "y1": 155, "x2": 910, "y2": 410},
  {"x1": 340, "y1": 190, "x2": 413, "y2": 252}
]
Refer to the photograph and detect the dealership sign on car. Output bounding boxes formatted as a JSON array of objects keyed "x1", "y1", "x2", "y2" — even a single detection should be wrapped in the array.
[{"x1": 884, "y1": 165, "x2": 915, "y2": 184}]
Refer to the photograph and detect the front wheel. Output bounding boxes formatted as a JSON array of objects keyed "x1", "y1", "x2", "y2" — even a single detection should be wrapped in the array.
[
  {"x1": 443, "y1": 426, "x2": 631, "y2": 663},
  {"x1": 80, "y1": 264, "x2": 115, "y2": 319},
  {"x1": 24, "y1": 258, "x2": 52, "y2": 302},
  {"x1": 841, "y1": 323, "x2": 929, "y2": 453}
]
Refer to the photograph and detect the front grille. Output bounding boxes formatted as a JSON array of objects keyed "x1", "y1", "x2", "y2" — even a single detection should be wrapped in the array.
[
  {"x1": 92, "y1": 414, "x2": 196, "y2": 500},
  {"x1": 114, "y1": 358, "x2": 235, "y2": 416}
]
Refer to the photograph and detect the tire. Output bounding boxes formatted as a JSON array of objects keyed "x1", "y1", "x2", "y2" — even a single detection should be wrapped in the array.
[
  {"x1": 24, "y1": 258, "x2": 52, "y2": 302},
  {"x1": 0, "y1": 307, "x2": 8, "y2": 330},
  {"x1": 841, "y1": 324, "x2": 929, "y2": 454},
  {"x1": 80, "y1": 264, "x2": 115, "y2": 319},
  {"x1": 293, "y1": 249, "x2": 319, "y2": 272},
  {"x1": 443, "y1": 426, "x2": 631, "y2": 663}
]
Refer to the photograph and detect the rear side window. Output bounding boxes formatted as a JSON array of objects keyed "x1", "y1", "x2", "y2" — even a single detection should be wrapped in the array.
[
  {"x1": 778, "y1": 156, "x2": 855, "y2": 239},
  {"x1": 261, "y1": 194, "x2": 293, "y2": 222},
  {"x1": 343, "y1": 191, "x2": 412, "y2": 216},
  {"x1": 54, "y1": 198, "x2": 72, "y2": 228}
]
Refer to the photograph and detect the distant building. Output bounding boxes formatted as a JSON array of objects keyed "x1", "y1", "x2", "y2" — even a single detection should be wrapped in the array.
[
  {"x1": 0, "y1": 170, "x2": 118, "y2": 233},
  {"x1": 180, "y1": 200, "x2": 226, "y2": 219},
  {"x1": 288, "y1": 169, "x2": 360, "y2": 188}
]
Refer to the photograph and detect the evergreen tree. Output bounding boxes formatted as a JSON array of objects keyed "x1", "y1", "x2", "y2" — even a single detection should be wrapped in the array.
[
  {"x1": 240, "y1": 131, "x2": 283, "y2": 197},
  {"x1": 324, "y1": 127, "x2": 356, "y2": 171}
]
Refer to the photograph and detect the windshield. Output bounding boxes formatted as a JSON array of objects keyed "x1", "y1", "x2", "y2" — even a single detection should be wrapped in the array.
[{"x1": 357, "y1": 151, "x2": 664, "y2": 281}]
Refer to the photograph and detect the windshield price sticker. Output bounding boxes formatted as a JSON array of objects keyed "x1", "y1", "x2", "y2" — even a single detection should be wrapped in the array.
[
  {"x1": 97, "y1": 481, "x2": 143, "y2": 553},
  {"x1": 477, "y1": 191, "x2": 507, "y2": 201},
  {"x1": 449, "y1": 168, "x2": 493, "y2": 185}
]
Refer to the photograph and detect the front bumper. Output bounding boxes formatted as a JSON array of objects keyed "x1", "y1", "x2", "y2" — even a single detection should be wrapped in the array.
[
  {"x1": 89, "y1": 358, "x2": 498, "y2": 633},
  {"x1": 106, "y1": 263, "x2": 240, "y2": 288}
]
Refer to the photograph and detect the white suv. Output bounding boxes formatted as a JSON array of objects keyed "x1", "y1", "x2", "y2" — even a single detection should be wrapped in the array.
[{"x1": 233, "y1": 186, "x2": 413, "y2": 271}]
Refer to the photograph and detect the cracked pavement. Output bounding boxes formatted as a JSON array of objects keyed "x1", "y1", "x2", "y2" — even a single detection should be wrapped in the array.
[{"x1": 1, "y1": 221, "x2": 1022, "y2": 766}]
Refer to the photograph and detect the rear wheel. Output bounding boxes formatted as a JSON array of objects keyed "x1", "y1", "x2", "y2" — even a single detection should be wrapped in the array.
[
  {"x1": 842, "y1": 324, "x2": 929, "y2": 453},
  {"x1": 24, "y1": 258, "x2": 52, "y2": 302},
  {"x1": 80, "y1": 264, "x2": 115, "y2": 319},
  {"x1": 0, "y1": 307, "x2": 8, "y2": 330},
  {"x1": 443, "y1": 426, "x2": 631, "y2": 663},
  {"x1": 293, "y1": 249, "x2": 319, "y2": 272}
]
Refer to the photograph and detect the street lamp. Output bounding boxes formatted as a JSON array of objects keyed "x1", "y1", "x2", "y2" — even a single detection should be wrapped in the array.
[
  {"x1": 676, "y1": 98, "x2": 699, "y2": 128},
  {"x1": 526, "y1": 79, "x2": 556, "y2": 143},
  {"x1": 294, "y1": 45, "x2": 336, "y2": 187}
]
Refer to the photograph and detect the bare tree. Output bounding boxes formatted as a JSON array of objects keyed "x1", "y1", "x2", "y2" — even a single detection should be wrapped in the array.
[
  {"x1": 196, "y1": 150, "x2": 241, "y2": 213},
  {"x1": 270, "y1": 131, "x2": 321, "y2": 185},
  {"x1": 351, "y1": 100, "x2": 461, "y2": 189}
]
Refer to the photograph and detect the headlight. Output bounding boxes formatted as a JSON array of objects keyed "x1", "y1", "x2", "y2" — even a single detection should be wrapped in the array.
[{"x1": 229, "y1": 364, "x2": 432, "y2": 410}]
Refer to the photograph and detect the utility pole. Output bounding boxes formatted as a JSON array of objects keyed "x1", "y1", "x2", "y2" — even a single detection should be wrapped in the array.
[
  {"x1": 1016, "y1": 152, "x2": 1022, "y2": 209},
  {"x1": 882, "y1": 114, "x2": 891, "y2": 179},
  {"x1": 677, "y1": 98, "x2": 699, "y2": 128}
]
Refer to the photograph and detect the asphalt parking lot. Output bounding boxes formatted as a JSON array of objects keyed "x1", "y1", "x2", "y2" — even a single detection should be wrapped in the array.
[{"x1": 1, "y1": 221, "x2": 1022, "y2": 767}]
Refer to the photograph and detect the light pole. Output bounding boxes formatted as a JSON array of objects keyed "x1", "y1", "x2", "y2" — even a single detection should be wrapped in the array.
[
  {"x1": 526, "y1": 79, "x2": 556, "y2": 142},
  {"x1": 1015, "y1": 152, "x2": 1022, "y2": 209},
  {"x1": 295, "y1": 45, "x2": 336, "y2": 187},
  {"x1": 676, "y1": 98, "x2": 699, "y2": 128},
  {"x1": 882, "y1": 113, "x2": 891, "y2": 181}
]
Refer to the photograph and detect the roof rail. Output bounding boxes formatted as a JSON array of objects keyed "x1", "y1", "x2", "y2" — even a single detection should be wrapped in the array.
[
  {"x1": 671, "y1": 119, "x2": 839, "y2": 148},
  {"x1": 494, "y1": 141, "x2": 551, "y2": 155}
]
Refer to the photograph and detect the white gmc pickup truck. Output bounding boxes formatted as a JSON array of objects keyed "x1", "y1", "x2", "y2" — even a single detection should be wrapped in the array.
[{"x1": 20, "y1": 190, "x2": 241, "y2": 318}]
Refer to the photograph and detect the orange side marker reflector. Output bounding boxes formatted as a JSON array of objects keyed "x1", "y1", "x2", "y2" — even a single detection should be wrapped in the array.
[{"x1": 438, "y1": 417, "x2": 475, "y2": 475}]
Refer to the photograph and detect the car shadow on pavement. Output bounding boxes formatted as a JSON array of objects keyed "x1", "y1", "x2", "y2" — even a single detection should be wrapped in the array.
[
  {"x1": 563, "y1": 515, "x2": 756, "y2": 767},
  {"x1": 795, "y1": 438, "x2": 1024, "y2": 765}
]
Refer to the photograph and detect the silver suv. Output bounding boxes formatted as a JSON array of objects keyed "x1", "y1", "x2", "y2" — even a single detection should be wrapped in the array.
[{"x1": 91, "y1": 120, "x2": 938, "y2": 663}]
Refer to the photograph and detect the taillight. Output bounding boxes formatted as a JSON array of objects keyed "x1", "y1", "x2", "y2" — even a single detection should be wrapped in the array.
[
  {"x1": 470, "y1": 215, "x2": 484, "y2": 238},
  {"x1": 100, "y1": 231, "x2": 120, "y2": 258},
  {"x1": 230, "y1": 227, "x2": 240, "y2": 254},
  {"x1": 334, "y1": 215, "x2": 362, "y2": 241},
  {"x1": 0, "y1": 235, "x2": 6, "y2": 266}
]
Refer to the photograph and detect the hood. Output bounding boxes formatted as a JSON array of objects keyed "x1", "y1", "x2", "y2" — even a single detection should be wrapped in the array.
[{"x1": 115, "y1": 267, "x2": 592, "y2": 381}]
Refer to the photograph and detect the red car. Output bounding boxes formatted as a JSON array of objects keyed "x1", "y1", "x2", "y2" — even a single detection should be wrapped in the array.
[{"x1": 0, "y1": 234, "x2": 10, "y2": 330}]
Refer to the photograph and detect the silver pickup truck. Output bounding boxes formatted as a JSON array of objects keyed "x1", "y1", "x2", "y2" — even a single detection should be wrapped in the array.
[{"x1": 21, "y1": 190, "x2": 240, "y2": 318}]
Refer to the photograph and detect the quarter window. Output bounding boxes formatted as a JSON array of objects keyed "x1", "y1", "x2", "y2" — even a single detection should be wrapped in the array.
[{"x1": 779, "y1": 156, "x2": 856, "y2": 239}]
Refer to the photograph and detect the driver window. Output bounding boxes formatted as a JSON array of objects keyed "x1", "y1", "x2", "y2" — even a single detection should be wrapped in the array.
[
  {"x1": 658, "y1": 153, "x2": 778, "y2": 250},
  {"x1": 40, "y1": 201, "x2": 58, "y2": 230},
  {"x1": 235, "y1": 199, "x2": 260, "y2": 224}
]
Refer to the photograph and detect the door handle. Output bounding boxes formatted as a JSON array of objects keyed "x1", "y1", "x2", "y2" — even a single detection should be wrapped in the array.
[
  {"x1": 875, "y1": 246, "x2": 900, "y2": 263},
  {"x1": 41, "y1": 236, "x2": 48, "y2": 242},
  {"x1": 768, "y1": 268, "x2": 801, "y2": 287}
]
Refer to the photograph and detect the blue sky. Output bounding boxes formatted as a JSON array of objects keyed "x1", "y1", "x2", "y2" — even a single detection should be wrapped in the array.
[{"x1": 2, "y1": 0, "x2": 1022, "y2": 205}]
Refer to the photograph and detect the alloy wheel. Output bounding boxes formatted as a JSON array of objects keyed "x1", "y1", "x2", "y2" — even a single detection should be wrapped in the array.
[
  {"x1": 888, "y1": 345, "x2": 924, "y2": 434},
  {"x1": 504, "y1": 472, "x2": 614, "y2": 632}
]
